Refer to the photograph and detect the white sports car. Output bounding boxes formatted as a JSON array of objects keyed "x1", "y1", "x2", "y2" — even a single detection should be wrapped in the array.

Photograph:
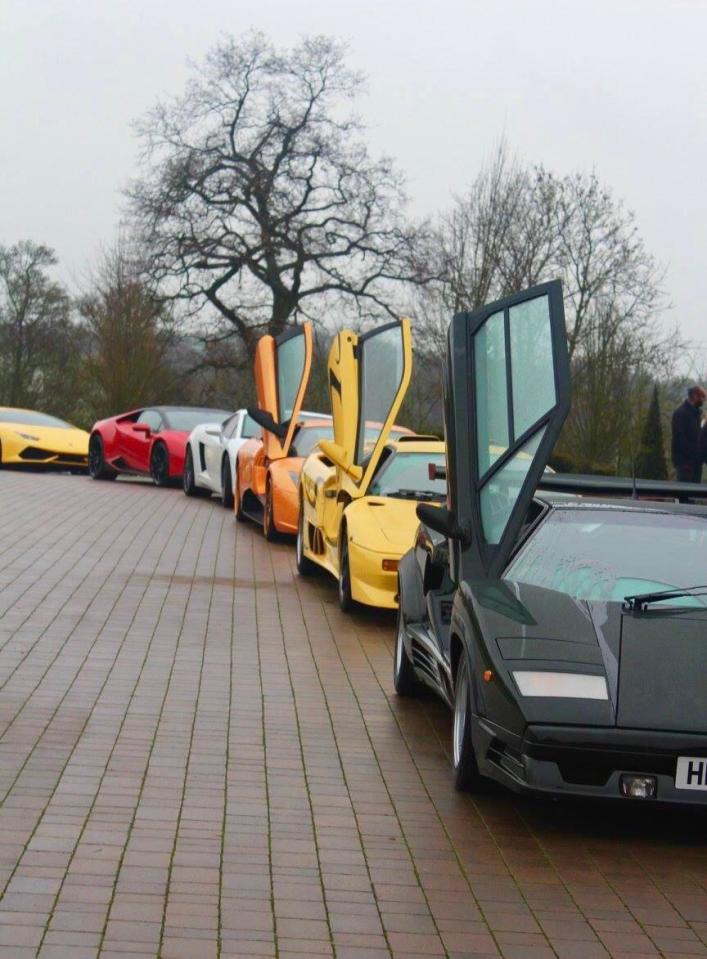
[{"x1": 183, "y1": 409, "x2": 259, "y2": 506}]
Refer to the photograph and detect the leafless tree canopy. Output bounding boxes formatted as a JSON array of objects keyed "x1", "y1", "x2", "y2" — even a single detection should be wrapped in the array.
[
  {"x1": 128, "y1": 33, "x2": 430, "y2": 353},
  {"x1": 413, "y1": 144, "x2": 674, "y2": 468}
]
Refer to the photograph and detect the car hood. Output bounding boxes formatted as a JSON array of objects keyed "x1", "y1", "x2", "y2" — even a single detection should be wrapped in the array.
[
  {"x1": 469, "y1": 580, "x2": 707, "y2": 734},
  {"x1": 348, "y1": 497, "x2": 424, "y2": 553},
  {"x1": 1, "y1": 425, "x2": 89, "y2": 452}
]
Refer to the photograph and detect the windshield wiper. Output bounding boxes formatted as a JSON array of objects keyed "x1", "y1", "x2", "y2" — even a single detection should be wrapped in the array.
[
  {"x1": 386, "y1": 489, "x2": 444, "y2": 501},
  {"x1": 623, "y1": 584, "x2": 707, "y2": 611}
]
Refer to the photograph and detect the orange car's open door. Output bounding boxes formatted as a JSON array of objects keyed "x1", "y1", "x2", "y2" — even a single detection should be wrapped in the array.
[
  {"x1": 320, "y1": 318, "x2": 412, "y2": 496},
  {"x1": 249, "y1": 323, "x2": 313, "y2": 460}
]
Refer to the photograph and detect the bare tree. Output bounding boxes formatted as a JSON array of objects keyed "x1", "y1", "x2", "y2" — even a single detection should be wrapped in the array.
[
  {"x1": 0, "y1": 241, "x2": 76, "y2": 412},
  {"x1": 128, "y1": 32, "x2": 431, "y2": 354},
  {"x1": 78, "y1": 245, "x2": 177, "y2": 418}
]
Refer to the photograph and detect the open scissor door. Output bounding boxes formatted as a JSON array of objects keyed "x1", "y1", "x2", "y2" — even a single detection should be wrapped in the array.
[
  {"x1": 322, "y1": 319, "x2": 412, "y2": 494},
  {"x1": 446, "y1": 281, "x2": 570, "y2": 579},
  {"x1": 250, "y1": 323, "x2": 313, "y2": 460}
]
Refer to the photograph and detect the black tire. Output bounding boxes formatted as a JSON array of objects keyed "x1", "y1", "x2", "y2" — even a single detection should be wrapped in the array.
[
  {"x1": 263, "y1": 479, "x2": 277, "y2": 541},
  {"x1": 338, "y1": 530, "x2": 356, "y2": 613},
  {"x1": 150, "y1": 443, "x2": 170, "y2": 487},
  {"x1": 296, "y1": 498, "x2": 316, "y2": 575},
  {"x1": 88, "y1": 433, "x2": 116, "y2": 481},
  {"x1": 393, "y1": 598, "x2": 419, "y2": 696},
  {"x1": 183, "y1": 446, "x2": 209, "y2": 497},
  {"x1": 221, "y1": 457, "x2": 234, "y2": 509},
  {"x1": 452, "y1": 654, "x2": 482, "y2": 792},
  {"x1": 234, "y1": 461, "x2": 246, "y2": 522}
]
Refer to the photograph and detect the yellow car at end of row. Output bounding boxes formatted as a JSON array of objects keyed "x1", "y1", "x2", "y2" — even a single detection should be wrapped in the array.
[{"x1": 0, "y1": 407, "x2": 89, "y2": 470}]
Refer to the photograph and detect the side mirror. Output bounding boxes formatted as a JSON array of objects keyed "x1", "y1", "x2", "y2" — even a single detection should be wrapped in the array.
[
  {"x1": 246, "y1": 407, "x2": 288, "y2": 441},
  {"x1": 416, "y1": 503, "x2": 469, "y2": 546},
  {"x1": 132, "y1": 423, "x2": 151, "y2": 435},
  {"x1": 204, "y1": 426, "x2": 221, "y2": 437},
  {"x1": 318, "y1": 440, "x2": 363, "y2": 482}
]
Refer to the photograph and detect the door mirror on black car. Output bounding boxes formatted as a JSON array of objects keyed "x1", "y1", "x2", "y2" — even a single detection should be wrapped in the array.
[{"x1": 416, "y1": 504, "x2": 469, "y2": 545}]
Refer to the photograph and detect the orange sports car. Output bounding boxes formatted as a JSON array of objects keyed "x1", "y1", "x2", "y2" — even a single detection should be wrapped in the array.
[{"x1": 234, "y1": 322, "x2": 331, "y2": 539}]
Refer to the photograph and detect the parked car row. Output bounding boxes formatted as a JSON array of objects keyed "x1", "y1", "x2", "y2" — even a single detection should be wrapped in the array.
[{"x1": 4, "y1": 279, "x2": 707, "y2": 808}]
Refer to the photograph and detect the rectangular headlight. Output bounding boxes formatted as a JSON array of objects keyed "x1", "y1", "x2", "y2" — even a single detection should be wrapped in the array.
[{"x1": 512, "y1": 671, "x2": 608, "y2": 700}]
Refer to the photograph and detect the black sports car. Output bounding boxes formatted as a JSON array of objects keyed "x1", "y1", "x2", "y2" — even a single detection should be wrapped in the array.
[{"x1": 396, "y1": 280, "x2": 707, "y2": 804}]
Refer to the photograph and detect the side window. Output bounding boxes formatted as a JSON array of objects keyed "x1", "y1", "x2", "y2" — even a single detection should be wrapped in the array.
[
  {"x1": 276, "y1": 334, "x2": 306, "y2": 423},
  {"x1": 355, "y1": 324, "x2": 405, "y2": 465},
  {"x1": 137, "y1": 409, "x2": 163, "y2": 432},
  {"x1": 472, "y1": 292, "x2": 557, "y2": 545}
]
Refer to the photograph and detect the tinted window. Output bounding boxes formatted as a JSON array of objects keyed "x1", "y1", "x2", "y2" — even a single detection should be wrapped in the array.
[
  {"x1": 0, "y1": 409, "x2": 72, "y2": 428},
  {"x1": 480, "y1": 430, "x2": 544, "y2": 544},
  {"x1": 474, "y1": 310, "x2": 508, "y2": 476},
  {"x1": 277, "y1": 334, "x2": 306, "y2": 423},
  {"x1": 137, "y1": 409, "x2": 163, "y2": 431},
  {"x1": 356, "y1": 326, "x2": 405, "y2": 464},
  {"x1": 241, "y1": 413, "x2": 259, "y2": 439},
  {"x1": 291, "y1": 425, "x2": 334, "y2": 457},
  {"x1": 163, "y1": 409, "x2": 231, "y2": 431},
  {"x1": 368, "y1": 452, "x2": 446, "y2": 499},
  {"x1": 506, "y1": 508, "x2": 707, "y2": 605}
]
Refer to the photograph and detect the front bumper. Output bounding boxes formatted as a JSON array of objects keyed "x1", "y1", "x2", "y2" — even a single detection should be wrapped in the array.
[
  {"x1": 472, "y1": 718, "x2": 707, "y2": 805},
  {"x1": 348, "y1": 539, "x2": 399, "y2": 609}
]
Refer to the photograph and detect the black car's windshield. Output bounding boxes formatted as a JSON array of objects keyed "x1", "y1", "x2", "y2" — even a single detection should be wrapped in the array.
[
  {"x1": 165, "y1": 409, "x2": 231, "y2": 432},
  {"x1": 368, "y1": 452, "x2": 446, "y2": 499},
  {"x1": 506, "y1": 507, "x2": 707, "y2": 606},
  {"x1": 291, "y1": 425, "x2": 334, "y2": 457},
  {"x1": 0, "y1": 409, "x2": 73, "y2": 429}
]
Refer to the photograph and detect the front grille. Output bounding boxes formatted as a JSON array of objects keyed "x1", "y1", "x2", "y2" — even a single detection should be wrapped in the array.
[{"x1": 527, "y1": 743, "x2": 707, "y2": 786}]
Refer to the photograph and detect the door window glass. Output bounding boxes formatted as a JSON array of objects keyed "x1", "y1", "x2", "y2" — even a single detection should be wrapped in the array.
[
  {"x1": 276, "y1": 334, "x2": 306, "y2": 424},
  {"x1": 137, "y1": 409, "x2": 162, "y2": 431},
  {"x1": 356, "y1": 326, "x2": 404, "y2": 464},
  {"x1": 241, "y1": 413, "x2": 259, "y2": 439},
  {"x1": 222, "y1": 414, "x2": 240, "y2": 439},
  {"x1": 474, "y1": 310, "x2": 508, "y2": 477},
  {"x1": 509, "y1": 295, "x2": 555, "y2": 437},
  {"x1": 480, "y1": 430, "x2": 544, "y2": 544}
]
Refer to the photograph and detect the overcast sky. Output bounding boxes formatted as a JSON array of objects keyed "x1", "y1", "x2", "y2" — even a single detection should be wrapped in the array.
[{"x1": 2, "y1": 0, "x2": 706, "y2": 366}]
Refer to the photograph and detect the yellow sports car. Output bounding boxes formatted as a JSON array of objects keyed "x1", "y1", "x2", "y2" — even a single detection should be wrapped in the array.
[
  {"x1": 0, "y1": 407, "x2": 89, "y2": 470},
  {"x1": 296, "y1": 319, "x2": 446, "y2": 611}
]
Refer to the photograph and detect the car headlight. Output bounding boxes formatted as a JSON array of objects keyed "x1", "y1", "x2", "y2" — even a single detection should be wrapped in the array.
[
  {"x1": 512, "y1": 671, "x2": 608, "y2": 700},
  {"x1": 16, "y1": 432, "x2": 40, "y2": 441}
]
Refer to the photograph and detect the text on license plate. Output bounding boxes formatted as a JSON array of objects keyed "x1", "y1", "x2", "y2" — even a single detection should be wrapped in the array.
[{"x1": 676, "y1": 757, "x2": 707, "y2": 790}]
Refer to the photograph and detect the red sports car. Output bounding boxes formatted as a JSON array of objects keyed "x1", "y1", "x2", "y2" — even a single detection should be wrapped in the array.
[{"x1": 89, "y1": 405, "x2": 232, "y2": 486}]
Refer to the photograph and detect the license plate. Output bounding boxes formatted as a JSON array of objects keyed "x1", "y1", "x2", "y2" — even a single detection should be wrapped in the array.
[{"x1": 676, "y1": 757, "x2": 707, "y2": 790}]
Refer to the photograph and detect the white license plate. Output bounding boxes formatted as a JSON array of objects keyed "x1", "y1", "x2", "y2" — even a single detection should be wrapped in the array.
[{"x1": 676, "y1": 757, "x2": 707, "y2": 790}]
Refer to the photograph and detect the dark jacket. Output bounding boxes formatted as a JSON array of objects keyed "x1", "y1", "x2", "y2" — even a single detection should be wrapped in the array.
[
  {"x1": 672, "y1": 400, "x2": 701, "y2": 468},
  {"x1": 700, "y1": 422, "x2": 707, "y2": 465}
]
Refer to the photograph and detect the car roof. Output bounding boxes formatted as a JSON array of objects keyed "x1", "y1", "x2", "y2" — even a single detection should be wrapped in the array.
[{"x1": 538, "y1": 493, "x2": 707, "y2": 518}]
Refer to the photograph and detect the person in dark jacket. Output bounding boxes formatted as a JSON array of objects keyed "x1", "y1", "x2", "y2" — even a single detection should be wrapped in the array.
[{"x1": 672, "y1": 385, "x2": 706, "y2": 483}]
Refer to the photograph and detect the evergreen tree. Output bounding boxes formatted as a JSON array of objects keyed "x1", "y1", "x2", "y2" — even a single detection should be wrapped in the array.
[{"x1": 635, "y1": 384, "x2": 668, "y2": 479}]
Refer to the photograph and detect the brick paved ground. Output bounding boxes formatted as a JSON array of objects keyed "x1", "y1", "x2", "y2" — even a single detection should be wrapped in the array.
[{"x1": 1, "y1": 471, "x2": 706, "y2": 959}]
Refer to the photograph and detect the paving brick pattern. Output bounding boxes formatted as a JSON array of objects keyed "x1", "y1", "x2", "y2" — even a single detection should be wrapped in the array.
[{"x1": 1, "y1": 471, "x2": 706, "y2": 959}]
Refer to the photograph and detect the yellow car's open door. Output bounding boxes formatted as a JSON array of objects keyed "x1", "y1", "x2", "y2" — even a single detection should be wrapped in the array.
[
  {"x1": 320, "y1": 318, "x2": 412, "y2": 496},
  {"x1": 249, "y1": 323, "x2": 313, "y2": 460}
]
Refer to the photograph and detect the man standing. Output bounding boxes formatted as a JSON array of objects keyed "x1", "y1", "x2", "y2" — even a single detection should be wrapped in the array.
[{"x1": 672, "y1": 385, "x2": 706, "y2": 483}]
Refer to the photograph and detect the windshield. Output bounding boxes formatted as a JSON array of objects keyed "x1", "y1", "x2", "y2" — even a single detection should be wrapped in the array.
[
  {"x1": 165, "y1": 409, "x2": 231, "y2": 432},
  {"x1": 368, "y1": 452, "x2": 447, "y2": 499},
  {"x1": 0, "y1": 409, "x2": 73, "y2": 428},
  {"x1": 291, "y1": 424, "x2": 334, "y2": 458},
  {"x1": 506, "y1": 508, "x2": 707, "y2": 606}
]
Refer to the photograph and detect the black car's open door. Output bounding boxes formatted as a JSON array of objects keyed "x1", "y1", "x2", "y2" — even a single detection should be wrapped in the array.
[{"x1": 446, "y1": 281, "x2": 570, "y2": 579}]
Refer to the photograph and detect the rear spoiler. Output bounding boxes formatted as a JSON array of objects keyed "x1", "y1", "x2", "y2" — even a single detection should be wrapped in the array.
[
  {"x1": 538, "y1": 473, "x2": 707, "y2": 499},
  {"x1": 427, "y1": 463, "x2": 707, "y2": 500}
]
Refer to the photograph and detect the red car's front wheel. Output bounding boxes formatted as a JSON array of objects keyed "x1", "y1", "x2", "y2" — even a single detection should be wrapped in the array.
[{"x1": 150, "y1": 443, "x2": 170, "y2": 487}]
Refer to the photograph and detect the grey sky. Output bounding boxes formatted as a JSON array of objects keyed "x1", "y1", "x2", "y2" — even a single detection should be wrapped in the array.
[{"x1": 2, "y1": 0, "x2": 705, "y2": 366}]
